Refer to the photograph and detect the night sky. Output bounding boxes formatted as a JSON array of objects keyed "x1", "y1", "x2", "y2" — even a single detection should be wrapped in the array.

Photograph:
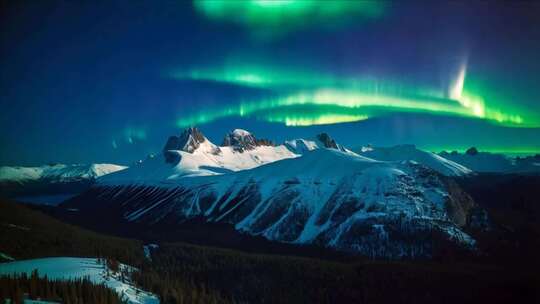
[{"x1": 1, "y1": 1, "x2": 540, "y2": 166}]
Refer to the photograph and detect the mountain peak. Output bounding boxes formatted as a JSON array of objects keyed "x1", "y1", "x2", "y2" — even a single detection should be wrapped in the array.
[
  {"x1": 162, "y1": 127, "x2": 221, "y2": 163},
  {"x1": 163, "y1": 127, "x2": 206, "y2": 154},
  {"x1": 232, "y1": 129, "x2": 252, "y2": 137},
  {"x1": 316, "y1": 133, "x2": 351, "y2": 154},
  {"x1": 284, "y1": 133, "x2": 352, "y2": 155},
  {"x1": 316, "y1": 133, "x2": 339, "y2": 149},
  {"x1": 222, "y1": 129, "x2": 274, "y2": 152}
]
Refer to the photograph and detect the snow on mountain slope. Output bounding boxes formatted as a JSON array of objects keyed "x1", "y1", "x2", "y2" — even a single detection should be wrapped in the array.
[
  {"x1": 99, "y1": 128, "x2": 363, "y2": 185},
  {"x1": 100, "y1": 127, "x2": 298, "y2": 184},
  {"x1": 0, "y1": 257, "x2": 159, "y2": 304},
  {"x1": 284, "y1": 138, "x2": 319, "y2": 154},
  {"x1": 66, "y1": 148, "x2": 477, "y2": 259},
  {"x1": 285, "y1": 133, "x2": 358, "y2": 156},
  {"x1": 0, "y1": 164, "x2": 127, "y2": 183},
  {"x1": 358, "y1": 145, "x2": 472, "y2": 176}
]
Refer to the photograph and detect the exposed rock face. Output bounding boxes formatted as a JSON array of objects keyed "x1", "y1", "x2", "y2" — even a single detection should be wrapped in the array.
[
  {"x1": 466, "y1": 147, "x2": 479, "y2": 156},
  {"x1": 314, "y1": 133, "x2": 353, "y2": 154},
  {"x1": 316, "y1": 133, "x2": 339, "y2": 149},
  {"x1": 163, "y1": 150, "x2": 181, "y2": 164},
  {"x1": 254, "y1": 138, "x2": 275, "y2": 147},
  {"x1": 440, "y1": 174, "x2": 476, "y2": 227},
  {"x1": 163, "y1": 127, "x2": 206, "y2": 153},
  {"x1": 163, "y1": 127, "x2": 220, "y2": 163},
  {"x1": 468, "y1": 208, "x2": 491, "y2": 231},
  {"x1": 222, "y1": 129, "x2": 273, "y2": 152}
]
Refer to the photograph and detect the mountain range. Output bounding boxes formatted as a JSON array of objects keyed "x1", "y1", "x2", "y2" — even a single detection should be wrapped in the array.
[
  {"x1": 60, "y1": 128, "x2": 480, "y2": 258},
  {"x1": 439, "y1": 149, "x2": 540, "y2": 173},
  {"x1": 0, "y1": 164, "x2": 127, "y2": 200},
  {"x1": 3, "y1": 128, "x2": 535, "y2": 258},
  {"x1": 0, "y1": 163, "x2": 127, "y2": 183}
]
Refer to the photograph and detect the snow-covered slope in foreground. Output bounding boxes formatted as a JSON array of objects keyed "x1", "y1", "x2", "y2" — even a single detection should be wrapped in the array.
[
  {"x1": 66, "y1": 149, "x2": 477, "y2": 259},
  {"x1": 0, "y1": 164, "x2": 127, "y2": 183},
  {"x1": 357, "y1": 145, "x2": 472, "y2": 176},
  {"x1": 0, "y1": 257, "x2": 158, "y2": 304}
]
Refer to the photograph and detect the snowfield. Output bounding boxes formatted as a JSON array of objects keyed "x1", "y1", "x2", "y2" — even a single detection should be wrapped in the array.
[
  {"x1": 99, "y1": 143, "x2": 299, "y2": 185},
  {"x1": 100, "y1": 130, "x2": 299, "y2": 185},
  {"x1": 0, "y1": 164, "x2": 127, "y2": 183},
  {"x1": 0, "y1": 257, "x2": 159, "y2": 304},
  {"x1": 358, "y1": 144, "x2": 473, "y2": 176},
  {"x1": 284, "y1": 137, "x2": 357, "y2": 156}
]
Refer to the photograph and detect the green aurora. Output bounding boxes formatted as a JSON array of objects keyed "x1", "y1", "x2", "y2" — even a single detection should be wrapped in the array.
[
  {"x1": 183, "y1": 0, "x2": 539, "y2": 152},
  {"x1": 172, "y1": 64, "x2": 538, "y2": 128},
  {"x1": 193, "y1": 0, "x2": 385, "y2": 38}
]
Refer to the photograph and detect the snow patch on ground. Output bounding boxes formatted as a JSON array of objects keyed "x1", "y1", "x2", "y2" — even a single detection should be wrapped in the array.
[{"x1": 0, "y1": 257, "x2": 159, "y2": 304}]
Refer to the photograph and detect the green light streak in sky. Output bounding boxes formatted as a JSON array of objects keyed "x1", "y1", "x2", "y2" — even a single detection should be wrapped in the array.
[
  {"x1": 255, "y1": 104, "x2": 370, "y2": 126},
  {"x1": 447, "y1": 61, "x2": 533, "y2": 127},
  {"x1": 177, "y1": 66, "x2": 337, "y2": 88},
  {"x1": 172, "y1": 66, "x2": 442, "y2": 99},
  {"x1": 176, "y1": 88, "x2": 533, "y2": 128},
  {"x1": 193, "y1": 0, "x2": 385, "y2": 37},
  {"x1": 265, "y1": 113, "x2": 369, "y2": 127},
  {"x1": 173, "y1": 63, "x2": 539, "y2": 128}
]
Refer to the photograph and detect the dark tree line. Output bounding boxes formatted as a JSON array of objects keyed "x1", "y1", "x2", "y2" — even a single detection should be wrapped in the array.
[
  {"x1": 129, "y1": 241, "x2": 537, "y2": 304},
  {"x1": 0, "y1": 270, "x2": 125, "y2": 304}
]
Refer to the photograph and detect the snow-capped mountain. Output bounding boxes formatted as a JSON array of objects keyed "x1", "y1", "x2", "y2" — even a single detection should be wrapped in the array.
[
  {"x1": 0, "y1": 163, "x2": 127, "y2": 201},
  {"x1": 440, "y1": 150, "x2": 540, "y2": 173},
  {"x1": 357, "y1": 145, "x2": 473, "y2": 176},
  {"x1": 64, "y1": 129, "x2": 478, "y2": 258},
  {"x1": 100, "y1": 127, "x2": 298, "y2": 184},
  {"x1": 0, "y1": 163, "x2": 127, "y2": 184},
  {"x1": 285, "y1": 133, "x2": 357, "y2": 155}
]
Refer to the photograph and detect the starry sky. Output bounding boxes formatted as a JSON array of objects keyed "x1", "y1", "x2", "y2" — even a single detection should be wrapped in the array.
[{"x1": 1, "y1": 1, "x2": 540, "y2": 166}]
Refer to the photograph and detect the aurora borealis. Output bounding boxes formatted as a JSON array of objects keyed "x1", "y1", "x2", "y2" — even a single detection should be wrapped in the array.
[
  {"x1": 171, "y1": 62, "x2": 533, "y2": 128},
  {"x1": 193, "y1": 0, "x2": 386, "y2": 38},
  {"x1": 1, "y1": 1, "x2": 540, "y2": 165}
]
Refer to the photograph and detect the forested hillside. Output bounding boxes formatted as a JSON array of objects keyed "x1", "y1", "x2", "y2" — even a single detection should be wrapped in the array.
[
  {"x1": 0, "y1": 199, "x2": 144, "y2": 265},
  {"x1": 1, "y1": 198, "x2": 539, "y2": 303}
]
